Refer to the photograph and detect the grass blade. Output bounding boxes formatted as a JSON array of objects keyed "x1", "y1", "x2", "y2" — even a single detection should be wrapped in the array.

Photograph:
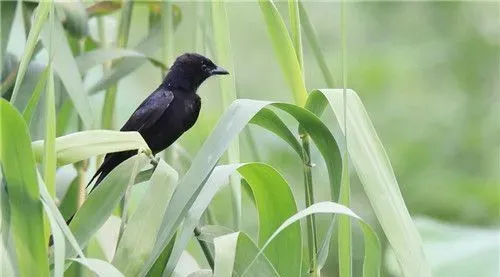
[
  {"x1": 299, "y1": 3, "x2": 335, "y2": 87},
  {"x1": 40, "y1": 11, "x2": 93, "y2": 129},
  {"x1": 10, "y1": 1, "x2": 50, "y2": 105},
  {"x1": 312, "y1": 89, "x2": 432, "y2": 277},
  {"x1": 258, "y1": 0, "x2": 308, "y2": 106},
  {"x1": 212, "y1": 0, "x2": 241, "y2": 230},
  {"x1": 22, "y1": 66, "x2": 49, "y2": 125},
  {"x1": 0, "y1": 1, "x2": 16, "y2": 61},
  {"x1": 41, "y1": 200, "x2": 64, "y2": 277},
  {"x1": 0, "y1": 99, "x2": 49, "y2": 276}
]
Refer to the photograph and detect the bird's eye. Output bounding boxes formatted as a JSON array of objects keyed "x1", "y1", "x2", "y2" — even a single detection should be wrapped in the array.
[{"x1": 201, "y1": 64, "x2": 208, "y2": 71}]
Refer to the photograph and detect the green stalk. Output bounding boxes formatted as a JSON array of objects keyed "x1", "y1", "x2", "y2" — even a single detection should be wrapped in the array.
[
  {"x1": 212, "y1": 1, "x2": 241, "y2": 229},
  {"x1": 43, "y1": 1, "x2": 55, "y2": 246},
  {"x1": 300, "y1": 132, "x2": 319, "y2": 276},
  {"x1": 76, "y1": 39, "x2": 88, "y2": 211},
  {"x1": 289, "y1": 1, "x2": 319, "y2": 275},
  {"x1": 338, "y1": 2, "x2": 352, "y2": 277},
  {"x1": 194, "y1": 226, "x2": 214, "y2": 270}
]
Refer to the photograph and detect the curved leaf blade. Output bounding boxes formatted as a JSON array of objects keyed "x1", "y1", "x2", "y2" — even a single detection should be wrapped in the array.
[
  {"x1": 312, "y1": 89, "x2": 431, "y2": 277},
  {"x1": 31, "y1": 130, "x2": 149, "y2": 166}
]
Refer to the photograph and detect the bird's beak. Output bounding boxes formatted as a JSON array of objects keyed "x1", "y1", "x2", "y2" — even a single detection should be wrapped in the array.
[{"x1": 210, "y1": 66, "x2": 229, "y2": 75}]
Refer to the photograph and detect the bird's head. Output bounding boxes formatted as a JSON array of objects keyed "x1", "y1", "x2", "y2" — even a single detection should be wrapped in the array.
[{"x1": 163, "y1": 53, "x2": 229, "y2": 92}]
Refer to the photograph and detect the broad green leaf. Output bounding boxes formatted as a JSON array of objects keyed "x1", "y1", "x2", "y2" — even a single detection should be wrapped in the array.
[
  {"x1": 22, "y1": 66, "x2": 49, "y2": 125},
  {"x1": 70, "y1": 258, "x2": 124, "y2": 277},
  {"x1": 40, "y1": 11, "x2": 93, "y2": 129},
  {"x1": 245, "y1": 202, "x2": 381, "y2": 277},
  {"x1": 10, "y1": 1, "x2": 51, "y2": 105},
  {"x1": 0, "y1": 99, "x2": 49, "y2": 276},
  {"x1": 113, "y1": 159, "x2": 179, "y2": 276},
  {"x1": 299, "y1": 3, "x2": 335, "y2": 87},
  {"x1": 141, "y1": 99, "x2": 341, "y2": 276},
  {"x1": 258, "y1": 0, "x2": 307, "y2": 106},
  {"x1": 212, "y1": 0, "x2": 241, "y2": 230},
  {"x1": 310, "y1": 89, "x2": 431, "y2": 277},
  {"x1": 238, "y1": 163, "x2": 301, "y2": 277},
  {"x1": 31, "y1": 130, "x2": 149, "y2": 166},
  {"x1": 67, "y1": 154, "x2": 148, "y2": 257},
  {"x1": 213, "y1": 232, "x2": 279, "y2": 277}
]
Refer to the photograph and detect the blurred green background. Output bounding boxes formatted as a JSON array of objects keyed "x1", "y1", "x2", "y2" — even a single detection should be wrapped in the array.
[{"x1": 5, "y1": 1, "x2": 499, "y2": 276}]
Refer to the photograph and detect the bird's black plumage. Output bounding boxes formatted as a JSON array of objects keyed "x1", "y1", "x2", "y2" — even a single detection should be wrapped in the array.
[{"x1": 89, "y1": 53, "x2": 229, "y2": 190}]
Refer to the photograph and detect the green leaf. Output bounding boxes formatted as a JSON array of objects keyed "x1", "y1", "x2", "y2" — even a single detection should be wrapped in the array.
[
  {"x1": 43, "y1": 62, "x2": 56, "y2": 196},
  {"x1": 0, "y1": 99, "x2": 49, "y2": 276},
  {"x1": 250, "y1": 107, "x2": 302, "y2": 158},
  {"x1": 10, "y1": 1, "x2": 51, "y2": 105},
  {"x1": 67, "y1": 154, "x2": 148, "y2": 256},
  {"x1": 22, "y1": 66, "x2": 49, "y2": 125},
  {"x1": 31, "y1": 130, "x2": 149, "y2": 166},
  {"x1": 299, "y1": 3, "x2": 335, "y2": 87},
  {"x1": 40, "y1": 11, "x2": 93, "y2": 129},
  {"x1": 70, "y1": 258, "x2": 124, "y2": 277},
  {"x1": 113, "y1": 159, "x2": 179, "y2": 276},
  {"x1": 86, "y1": 1, "x2": 122, "y2": 18},
  {"x1": 245, "y1": 202, "x2": 381, "y2": 277},
  {"x1": 213, "y1": 232, "x2": 279, "y2": 277},
  {"x1": 211, "y1": 0, "x2": 241, "y2": 230},
  {"x1": 311, "y1": 89, "x2": 431, "y2": 277},
  {"x1": 258, "y1": 0, "x2": 307, "y2": 106},
  {"x1": 141, "y1": 99, "x2": 341, "y2": 276}
]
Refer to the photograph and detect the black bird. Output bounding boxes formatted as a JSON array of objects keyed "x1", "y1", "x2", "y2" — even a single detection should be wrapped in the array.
[{"x1": 89, "y1": 53, "x2": 229, "y2": 190}]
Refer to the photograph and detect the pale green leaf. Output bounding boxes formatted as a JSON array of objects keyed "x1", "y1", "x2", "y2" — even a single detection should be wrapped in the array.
[{"x1": 31, "y1": 130, "x2": 149, "y2": 166}]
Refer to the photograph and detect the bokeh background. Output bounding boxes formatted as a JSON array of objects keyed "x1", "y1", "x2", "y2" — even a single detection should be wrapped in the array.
[{"x1": 5, "y1": 1, "x2": 499, "y2": 276}]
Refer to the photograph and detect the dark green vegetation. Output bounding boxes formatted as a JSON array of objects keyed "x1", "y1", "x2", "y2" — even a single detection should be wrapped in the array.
[{"x1": 0, "y1": 1, "x2": 498, "y2": 277}]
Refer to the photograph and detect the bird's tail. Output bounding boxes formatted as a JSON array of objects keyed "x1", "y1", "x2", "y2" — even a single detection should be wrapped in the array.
[{"x1": 61, "y1": 151, "x2": 136, "y2": 229}]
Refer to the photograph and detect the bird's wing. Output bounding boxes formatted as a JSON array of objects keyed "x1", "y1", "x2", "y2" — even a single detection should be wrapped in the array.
[{"x1": 120, "y1": 87, "x2": 174, "y2": 132}]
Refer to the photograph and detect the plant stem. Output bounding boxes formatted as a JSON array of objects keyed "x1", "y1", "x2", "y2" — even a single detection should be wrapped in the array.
[
  {"x1": 300, "y1": 133, "x2": 319, "y2": 276},
  {"x1": 194, "y1": 226, "x2": 214, "y2": 270}
]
